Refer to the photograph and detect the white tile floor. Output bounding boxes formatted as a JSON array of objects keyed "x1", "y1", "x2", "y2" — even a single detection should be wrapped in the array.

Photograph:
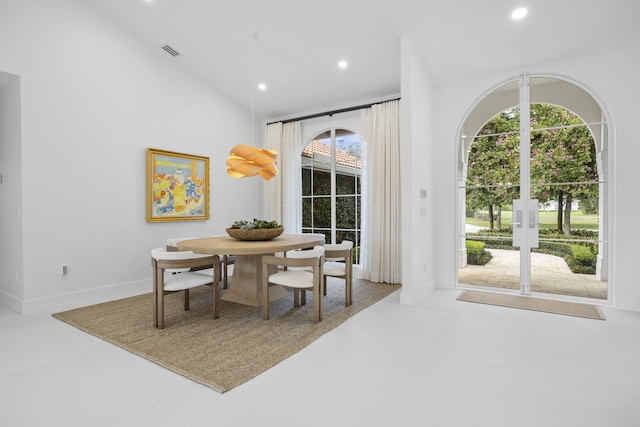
[{"x1": 2, "y1": 288, "x2": 640, "y2": 427}]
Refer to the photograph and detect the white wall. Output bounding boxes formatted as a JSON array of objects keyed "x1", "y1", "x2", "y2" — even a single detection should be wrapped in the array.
[
  {"x1": 431, "y1": 45, "x2": 640, "y2": 312},
  {"x1": 399, "y1": 35, "x2": 437, "y2": 304},
  {"x1": 0, "y1": 73, "x2": 23, "y2": 306},
  {"x1": 0, "y1": 0, "x2": 262, "y2": 313},
  {"x1": 299, "y1": 110, "x2": 362, "y2": 147}
]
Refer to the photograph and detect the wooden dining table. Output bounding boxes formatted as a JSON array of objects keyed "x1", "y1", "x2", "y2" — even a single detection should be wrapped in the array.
[{"x1": 177, "y1": 233, "x2": 325, "y2": 307}]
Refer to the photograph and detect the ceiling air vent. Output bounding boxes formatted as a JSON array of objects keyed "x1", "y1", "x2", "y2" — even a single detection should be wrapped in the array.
[{"x1": 161, "y1": 44, "x2": 180, "y2": 57}]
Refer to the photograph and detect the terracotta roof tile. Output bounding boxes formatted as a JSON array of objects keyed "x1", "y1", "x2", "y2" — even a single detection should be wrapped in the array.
[{"x1": 302, "y1": 140, "x2": 361, "y2": 169}]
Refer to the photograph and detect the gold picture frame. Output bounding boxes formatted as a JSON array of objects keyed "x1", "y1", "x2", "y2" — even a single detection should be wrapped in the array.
[{"x1": 146, "y1": 148, "x2": 210, "y2": 222}]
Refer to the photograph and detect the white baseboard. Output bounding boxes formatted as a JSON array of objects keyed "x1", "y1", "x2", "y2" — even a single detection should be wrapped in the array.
[
  {"x1": 1, "y1": 279, "x2": 152, "y2": 315},
  {"x1": 0, "y1": 290, "x2": 24, "y2": 313}
]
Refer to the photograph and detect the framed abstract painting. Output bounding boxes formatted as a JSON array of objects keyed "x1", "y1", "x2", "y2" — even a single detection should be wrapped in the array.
[{"x1": 146, "y1": 148, "x2": 209, "y2": 222}]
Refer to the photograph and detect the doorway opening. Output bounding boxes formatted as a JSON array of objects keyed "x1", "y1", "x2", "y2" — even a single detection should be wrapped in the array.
[{"x1": 457, "y1": 75, "x2": 610, "y2": 302}]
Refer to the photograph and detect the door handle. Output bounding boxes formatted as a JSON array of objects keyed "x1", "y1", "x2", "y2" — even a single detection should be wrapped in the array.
[
  {"x1": 529, "y1": 209, "x2": 538, "y2": 229},
  {"x1": 511, "y1": 210, "x2": 523, "y2": 228}
]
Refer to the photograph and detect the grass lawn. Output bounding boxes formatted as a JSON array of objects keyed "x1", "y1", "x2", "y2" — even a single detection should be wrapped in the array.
[{"x1": 466, "y1": 210, "x2": 599, "y2": 230}]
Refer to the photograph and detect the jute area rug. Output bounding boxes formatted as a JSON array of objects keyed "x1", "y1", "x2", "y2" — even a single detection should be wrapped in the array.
[
  {"x1": 53, "y1": 278, "x2": 400, "y2": 393},
  {"x1": 457, "y1": 289, "x2": 605, "y2": 320}
]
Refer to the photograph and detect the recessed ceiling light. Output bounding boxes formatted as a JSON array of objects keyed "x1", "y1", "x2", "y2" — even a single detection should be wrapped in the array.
[
  {"x1": 257, "y1": 83, "x2": 267, "y2": 91},
  {"x1": 511, "y1": 7, "x2": 527, "y2": 20},
  {"x1": 338, "y1": 60, "x2": 348, "y2": 69}
]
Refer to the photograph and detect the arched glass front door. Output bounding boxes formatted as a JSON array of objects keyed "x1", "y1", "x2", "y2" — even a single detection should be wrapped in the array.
[{"x1": 457, "y1": 75, "x2": 609, "y2": 301}]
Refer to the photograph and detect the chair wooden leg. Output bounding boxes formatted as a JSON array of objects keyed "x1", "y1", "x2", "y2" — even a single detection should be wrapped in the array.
[
  {"x1": 262, "y1": 264, "x2": 270, "y2": 320},
  {"x1": 153, "y1": 285, "x2": 160, "y2": 328},
  {"x1": 301, "y1": 289, "x2": 306, "y2": 306},
  {"x1": 293, "y1": 289, "x2": 300, "y2": 307},
  {"x1": 153, "y1": 292, "x2": 158, "y2": 327},
  {"x1": 318, "y1": 285, "x2": 323, "y2": 322},
  {"x1": 313, "y1": 284, "x2": 321, "y2": 323},
  {"x1": 152, "y1": 262, "x2": 159, "y2": 327},
  {"x1": 323, "y1": 276, "x2": 327, "y2": 296},
  {"x1": 157, "y1": 287, "x2": 165, "y2": 329},
  {"x1": 183, "y1": 289, "x2": 190, "y2": 311},
  {"x1": 213, "y1": 261, "x2": 220, "y2": 319},
  {"x1": 313, "y1": 266, "x2": 322, "y2": 322},
  {"x1": 222, "y1": 255, "x2": 228, "y2": 289},
  {"x1": 154, "y1": 261, "x2": 166, "y2": 329},
  {"x1": 346, "y1": 265, "x2": 352, "y2": 306}
]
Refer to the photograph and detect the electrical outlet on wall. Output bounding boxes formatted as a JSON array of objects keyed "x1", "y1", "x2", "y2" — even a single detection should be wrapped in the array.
[{"x1": 61, "y1": 265, "x2": 69, "y2": 278}]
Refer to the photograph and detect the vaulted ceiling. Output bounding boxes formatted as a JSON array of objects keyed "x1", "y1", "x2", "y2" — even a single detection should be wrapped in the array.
[{"x1": 80, "y1": 0, "x2": 640, "y2": 120}]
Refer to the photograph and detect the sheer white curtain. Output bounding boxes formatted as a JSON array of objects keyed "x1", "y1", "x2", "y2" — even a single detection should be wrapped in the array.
[
  {"x1": 264, "y1": 121, "x2": 302, "y2": 232},
  {"x1": 360, "y1": 100, "x2": 402, "y2": 283}
]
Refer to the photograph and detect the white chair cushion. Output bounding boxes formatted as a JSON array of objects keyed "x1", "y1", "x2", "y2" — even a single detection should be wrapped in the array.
[
  {"x1": 152, "y1": 248, "x2": 188, "y2": 273},
  {"x1": 323, "y1": 261, "x2": 346, "y2": 276},
  {"x1": 152, "y1": 247, "x2": 213, "y2": 273},
  {"x1": 268, "y1": 270, "x2": 315, "y2": 289},
  {"x1": 285, "y1": 246, "x2": 325, "y2": 271},
  {"x1": 285, "y1": 246, "x2": 324, "y2": 259},
  {"x1": 324, "y1": 241, "x2": 354, "y2": 251},
  {"x1": 163, "y1": 271, "x2": 213, "y2": 291},
  {"x1": 324, "y1": 241, "x2": 353, "y2": 262}
]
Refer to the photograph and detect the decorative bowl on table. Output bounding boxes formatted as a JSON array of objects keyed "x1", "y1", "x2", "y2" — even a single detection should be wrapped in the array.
[{"x1": 226, "y1": 219, "x2": 284, "y2": 241}]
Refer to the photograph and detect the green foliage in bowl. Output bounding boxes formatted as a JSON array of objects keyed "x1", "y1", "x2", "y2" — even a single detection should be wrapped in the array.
[{"x1": 231, "y1": 219, "x2": 282, "y2": 230}]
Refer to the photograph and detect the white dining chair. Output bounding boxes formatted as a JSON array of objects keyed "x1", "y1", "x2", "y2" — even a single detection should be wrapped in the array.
[
  {"x1": 323, "y1": 240, "x2": 354, "y2": 306},
  {"x1": 262, "y1": 246, "x2": 325, "y2": 322},
  {"x1": 166, "y1": 237, "x2": 234, "y2": 289},
  {"x1": 151, "y1": 247, "x2": 221, "y2": 329}
]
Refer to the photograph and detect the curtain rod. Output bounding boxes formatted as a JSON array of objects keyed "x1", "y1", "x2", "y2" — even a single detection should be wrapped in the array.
[{"x1": 267, "y1": 97, "x2": 400, "y2": 125}]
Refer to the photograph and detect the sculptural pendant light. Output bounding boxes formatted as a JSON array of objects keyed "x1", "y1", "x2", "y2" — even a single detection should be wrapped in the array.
[{"x1": 226, "y1": 31, "x2": 278, "y2": 181}]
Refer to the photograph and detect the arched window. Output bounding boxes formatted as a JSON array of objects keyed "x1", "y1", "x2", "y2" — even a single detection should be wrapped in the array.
[{"x1": 302, "y1": 128, "x2": 362, "y2": 263}]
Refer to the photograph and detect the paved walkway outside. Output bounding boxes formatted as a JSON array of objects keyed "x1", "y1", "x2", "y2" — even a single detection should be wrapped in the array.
[{"x1": 458, "y1": 248, "x2": 608, "y2": 300}]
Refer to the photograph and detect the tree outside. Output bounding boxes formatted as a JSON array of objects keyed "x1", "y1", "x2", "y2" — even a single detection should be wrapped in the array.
[{"x1": 466, "y1": 104, "x2": 598, "y2": 235}]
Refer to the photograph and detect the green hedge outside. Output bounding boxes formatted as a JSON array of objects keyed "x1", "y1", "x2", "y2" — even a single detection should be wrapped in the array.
[
  {"x1": 466, "y1": 229, "x2": 597, "y2": 274},
  {"x1": 567, "y1": 244, "x2": 597, "y2": 274},
  {"x1": 466, "y1": 240, "x2": 492, "y2": 265}
]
